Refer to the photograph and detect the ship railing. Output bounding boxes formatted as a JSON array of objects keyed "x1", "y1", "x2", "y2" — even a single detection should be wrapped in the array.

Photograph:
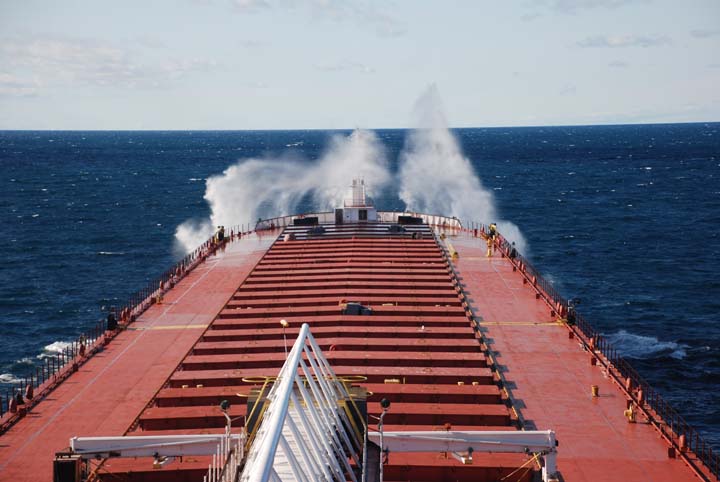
[
  {"x1": 470, "y1": 223, "x2": 720, "y2": 480},
  {"x1": 253, "y1": 210, "x2": 463, "y2": 230},
  {"x1": 0, "y1": 224, "x2": 254, "y2": 433},
  {"x1": 203, "y1": 428, "x2": 244, "y2": 482},
  {"x1": 378, "y1": 211, "x2": 462, "y2": 228},
  {"x1": 239, "y1": 323, "x2": 365, "y2": 482},
  {"x1": 0, "y1": 318, "x2": 107, "y2": 433},
  {"x1": 122, "y1": 221, "x2": 268, "y2": 323},
  {"x1": 254, "y1": 212, "x2": 334, "y2": 230}
]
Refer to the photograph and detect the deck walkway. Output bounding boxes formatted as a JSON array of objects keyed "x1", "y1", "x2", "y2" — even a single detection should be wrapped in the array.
[
  {"x1": 450, "y1": 230, "x2": 700, "y2": 482},
  {"x1": 0, "y1": 232, "x2": 276, "y2": 482}
]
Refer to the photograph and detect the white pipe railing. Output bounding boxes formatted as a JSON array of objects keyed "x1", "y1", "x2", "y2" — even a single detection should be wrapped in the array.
[
  {"x1": 240, "y1": 323, "x2": 363, "y2": 482},
  {"x1": 254, "y1": 211, "x2": 463, "y2": 231},
  {"x1": 203, "y1": 420, "x2": 245, "y2": 482}
]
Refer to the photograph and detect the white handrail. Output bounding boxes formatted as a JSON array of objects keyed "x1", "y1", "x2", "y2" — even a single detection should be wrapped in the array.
[
  {"x1": 240, "y1": 323, "x2": 363, "y2": 482},
  {"x1": 254, "y1": 211, "x2": 463, "y2": 231}
]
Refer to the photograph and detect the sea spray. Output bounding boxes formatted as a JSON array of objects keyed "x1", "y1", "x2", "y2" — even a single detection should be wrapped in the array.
[
  {"x1": 175, "y1": 129, "x2": 390, "y2": 253},
  {"x1": 398, "y1": 85, "x2": 527, "y2": 252},
  {"x1": 176, "y1": 90, "x2": 527, "y2": 253}
]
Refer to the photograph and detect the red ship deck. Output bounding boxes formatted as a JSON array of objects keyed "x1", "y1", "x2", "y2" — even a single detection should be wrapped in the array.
[
  {"x1": 0, "y1": 221, "x2": 714, "y2": 482},
  {"x1": 449, "y1": 231, "x2": 713, "y2": 482},
  {"x1": 0, "y1": 232, "x2": 276, "y2": 482}
]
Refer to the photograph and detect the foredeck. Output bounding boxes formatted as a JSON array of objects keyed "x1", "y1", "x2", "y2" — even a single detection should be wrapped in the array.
[
  {"x1": 92, "y1": 222, "x2": 528, "y2": 482},
  {"x1": 0, "y1": 220, "x2": 714, "y2": 482}
]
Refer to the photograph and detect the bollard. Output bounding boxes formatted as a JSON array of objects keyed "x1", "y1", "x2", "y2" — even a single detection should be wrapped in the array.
[{"x1": 679, "y1": 434, "x2": 688, "y2": 453}]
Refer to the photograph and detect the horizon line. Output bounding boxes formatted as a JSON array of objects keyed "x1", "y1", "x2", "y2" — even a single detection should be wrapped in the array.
[{"x1": 1, "y1": 120, "x2": 719, "y2": 133}]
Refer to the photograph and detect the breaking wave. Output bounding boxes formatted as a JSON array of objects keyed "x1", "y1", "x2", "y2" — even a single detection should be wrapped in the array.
[
  {"x1": 398, "y1": 85, "x2": 526, "y2": 252},
  {"x1": 175, "y1": 129, "x2": 391, "y2": 253},
  {"x1": 175, "y1": 87, "x2": 527, "y2": 253},
  {"x1": 604, "y1": 330, "x2": 687, "y2": 360},
  {"x1": 37, "y1": 340, "x2": 72, "y2": 359},
  {"x1": 0, "y1": 373, "x2": 22, "y2": 384}
]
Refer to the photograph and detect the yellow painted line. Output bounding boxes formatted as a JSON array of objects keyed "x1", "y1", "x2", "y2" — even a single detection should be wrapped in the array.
[
  {"x1": 444, "y1": 240, "x2": 460, "y2": 260},
  {"x1": 477, "y1": 320, "x2": 564, "y2": 326},
  {"x1": 130, "y1": 324, "x2": 209, "y2": 331}
]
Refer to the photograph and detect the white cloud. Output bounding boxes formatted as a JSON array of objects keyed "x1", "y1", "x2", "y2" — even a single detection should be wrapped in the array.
[
  {"x1": 242, "y1": 80, "x2": 270, "y2": 88},
  {"x1": 331, "y1": 2, "x2": 406, "y2": 38},
  {"x1": 314, "y1": 60, "x2": 375, "y2": 73},
  {"x1": 221, "y1": 0, "x2": 405, "y2": 37},
  {"x1": 690, "y1": 29, "x2": 720, "y2": 39},
  {"x1": 0, "y1": 35, "x2": 220, "y2": 93},
  {"x1": 520, "y1": 13, "x2": 542, "y2": 21},
  {"x1": 577, "y1": 34, "x2": 671, "y2": 48},
  {"x1": 239, "y1": 40, "x2": 268, "y2": 49},
  {"x1": 559, "y1": 84, "x2": 577, "y2": 95},
  {"x1": 0, "y1": 73, "x2": 40, "y2": 97},
  {"x1": 135, "y1": 35, "x2": 167, "y2": 49},
  {"x1": 231, "y1": 0, "x2": 270, "y2": 13},
  {"x1": 609, "y1": 60, "x2": 629, "y2": 68},
  {"x1": 541, "y1": 0, "x2": 648, "y2": 14}
]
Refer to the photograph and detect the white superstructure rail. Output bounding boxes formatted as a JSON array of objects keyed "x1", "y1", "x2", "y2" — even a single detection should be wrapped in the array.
[
  {"x1": 239, "y1": 323, "x2": 364, "y2": 482},
  {"x1": 368, "y1": 430, "x2": 558, "y2": 482}
]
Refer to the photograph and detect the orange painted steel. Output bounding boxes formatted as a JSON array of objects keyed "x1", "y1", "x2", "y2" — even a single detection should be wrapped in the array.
[
  {"x1": 8, "y1": 222, "x2": 704, "y2": 481},
  {"x1": 192, "y1": 336, "x2": 481, "y2": 354},
  {"x1": 450, "y1": 233, "x2": 709, "y2": 482},
  {"x1": 0, "y1": 233, "x2": 275, "y2": 482},
  {"x1": 93, "y1": 224, "x2": 525, "y2": 481},
  {"x1": 202, "y1": 325, "x2": 475, "y2": 342}
]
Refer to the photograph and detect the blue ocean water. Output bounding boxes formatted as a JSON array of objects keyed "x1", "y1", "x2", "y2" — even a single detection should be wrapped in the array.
[{"x1": 1, "y1": 125, "x2": 718, "y2": 448}]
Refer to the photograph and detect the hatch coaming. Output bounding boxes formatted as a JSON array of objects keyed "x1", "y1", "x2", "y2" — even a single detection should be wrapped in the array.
[{"x1": 84, "y1": 221, "x2": 531, "y2": 482}]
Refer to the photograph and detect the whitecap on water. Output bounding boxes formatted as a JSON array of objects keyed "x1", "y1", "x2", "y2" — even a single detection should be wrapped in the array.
[
  {"x1": 0, "y1": 373, "x2": 22, "y2": 384},
  {"x1": 37, "y1": 340, "x2": 72, "y2": 359},
  {"x1": 604, "y1": 330, "x2": 687, "y2": 360}
]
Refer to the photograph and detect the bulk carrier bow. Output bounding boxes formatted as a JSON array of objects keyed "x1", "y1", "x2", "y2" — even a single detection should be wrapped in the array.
[{"x1": 0, "y1": 180, "x2": 717, "y2": 482}]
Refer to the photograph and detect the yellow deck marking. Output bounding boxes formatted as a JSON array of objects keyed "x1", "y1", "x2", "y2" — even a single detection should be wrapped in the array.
[
  {"x1": 478, "y1": 320, "x2": 564, "y2": 326},
  {"x1": 130, "y1": 324, "x2": 209, "y2": 331}
]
